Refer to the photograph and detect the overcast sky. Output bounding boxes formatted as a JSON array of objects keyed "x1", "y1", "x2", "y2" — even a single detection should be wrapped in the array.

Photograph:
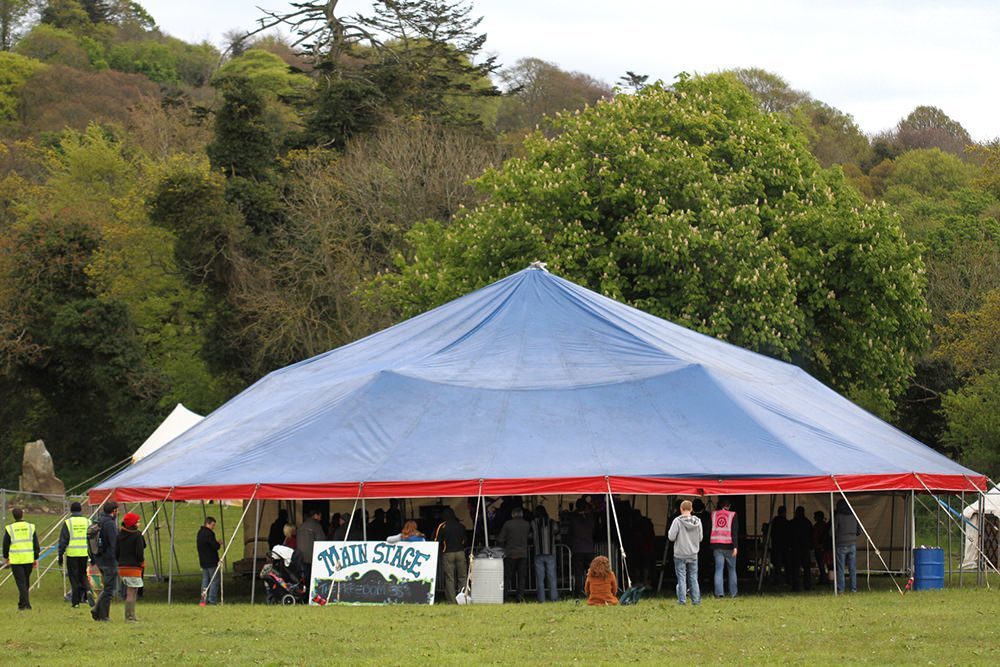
[{"x1": 141, "y1": 0, "x2": 1000, "y2": 141}]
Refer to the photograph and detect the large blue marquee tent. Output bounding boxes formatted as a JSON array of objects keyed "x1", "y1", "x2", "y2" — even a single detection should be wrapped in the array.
[{"x1": 91, "y1": 265, "x2": 986, "y2": 503}]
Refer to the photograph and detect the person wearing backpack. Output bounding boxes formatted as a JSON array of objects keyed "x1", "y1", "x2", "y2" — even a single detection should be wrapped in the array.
[
  {"x1": 58, "y1": 501, "x2": 91, "y2": 608},
  {"x1": 3, "y1": 507, "x2": 40, "y2": 611},
  {"x1": 91, "y1": 501, "x2": 119, "y2": 622}
]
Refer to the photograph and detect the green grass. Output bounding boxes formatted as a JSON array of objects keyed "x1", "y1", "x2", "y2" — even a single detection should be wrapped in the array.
[{"x1": 3, "y1": 503, "x2": 998, "y2": 665}]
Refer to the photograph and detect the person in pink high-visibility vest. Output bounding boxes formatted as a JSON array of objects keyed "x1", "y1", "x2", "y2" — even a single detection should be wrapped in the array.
[{"x1": 710, "y1": 498, "x2": 738, "y2": 598}]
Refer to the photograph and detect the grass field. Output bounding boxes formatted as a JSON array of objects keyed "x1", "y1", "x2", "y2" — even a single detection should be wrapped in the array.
[{"x1": 2, "y1": 504, "x2": 998, "y2": 665}]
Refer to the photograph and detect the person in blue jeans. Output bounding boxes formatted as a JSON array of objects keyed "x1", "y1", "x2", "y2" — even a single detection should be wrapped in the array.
[
  {"x1": 833, "y1": 499, "x2": 861, "y2": 593},
  {"x1": 531, "y1": 506, "x2": 560, "y2": 602},
  {"x1": 710, "y1": 497, "x2": 738, "y2": 598},
  {"x1": 668, "y1": 500, "x2": 703, "y2": 605},
  {"x1": 197, "y1": 517, "x2": 222, "y2": 605}
]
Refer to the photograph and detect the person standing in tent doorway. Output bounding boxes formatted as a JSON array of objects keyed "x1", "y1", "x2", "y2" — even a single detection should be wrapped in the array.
[
  {"x1": 268, "y1": 508, "x2": 288, "y2": 550},
  {"x1": 91, "y1": 501, "x2": 119, "y2": 622},
  {"x1": 434, "y1": 507, "x2": 467, "y2": 603},
  {"x1": 834, "y1": 499, "x2": 861, "y2": 593},
  {"x1": 710, "y1": 497, "x2": 738, "y2": 598},
  {"x1": 668, "y1": 500, "x2": 703, "y2": 605},
  {"x1": 498, "y1": 506, "x2": 530, "y2": 603},
  {"x1": 3, "y1": 507, "x2": 39, "y2": 611},
  {"x1": 198, "y1": 516, "x2": 222, "y2": 605},
  {"x1": 531, "y1": 506, "x2": 560, "y2": 602},
  {"x1": 789, "y1": 506, "x2": 813, "y2": 591},
  {"x1": 297, "y1": 508, "x2": 326, "y2": 585}
]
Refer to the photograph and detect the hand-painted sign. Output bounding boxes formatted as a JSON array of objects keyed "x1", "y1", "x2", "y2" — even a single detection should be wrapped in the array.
[{"x1": 309, "y1": 541, "x2": 439, "y2": 605}]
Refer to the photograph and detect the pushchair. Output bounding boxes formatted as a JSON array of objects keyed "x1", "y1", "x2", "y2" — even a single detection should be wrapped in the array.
[{"x1": 259, "y1": 545, "x2": 309, "y2": 605}]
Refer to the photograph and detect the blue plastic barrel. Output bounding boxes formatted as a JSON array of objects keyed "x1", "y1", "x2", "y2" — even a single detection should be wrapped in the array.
[{"x1": 912, "y1": 547, "x2": 944, "y2": 591}]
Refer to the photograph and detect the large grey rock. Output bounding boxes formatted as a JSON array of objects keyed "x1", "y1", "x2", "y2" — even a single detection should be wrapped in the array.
[{"x1": 19, "y1": 440, "x2": 65, "y2": 496}]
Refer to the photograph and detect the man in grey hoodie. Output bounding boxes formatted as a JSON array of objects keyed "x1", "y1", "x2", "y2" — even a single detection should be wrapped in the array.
[{"x1": 668, "y1": 500, "x2": 703, "y2": 605}]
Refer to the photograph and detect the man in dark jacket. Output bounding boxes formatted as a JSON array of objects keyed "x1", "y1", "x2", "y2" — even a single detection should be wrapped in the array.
[
  {"x1": 789, "y1": 506, "x2": 813, "y2": 591},
  {"x1": 58, "y1": 501, "x2": 92, "y2": 608},
  {"x1": 434, "y1": 507, "x2": 467, "y2": 603},
  {"x1": 91, "y1": 501, "x2": 119, "y2": 621},
  {"x1": 3, "y1": 507, "x2": 40, "y2": 611},
  {"x1": 197, "y1": 517, "x2": 222, "y2": 605},
  {"x1": 497, "y1": 507, "x2": 530, "y2": 602}
]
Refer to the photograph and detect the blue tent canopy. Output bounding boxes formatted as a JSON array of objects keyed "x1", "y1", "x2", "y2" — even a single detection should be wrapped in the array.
[{"x1": 91, "y1": 266, "x2": 985, "y2": 502}]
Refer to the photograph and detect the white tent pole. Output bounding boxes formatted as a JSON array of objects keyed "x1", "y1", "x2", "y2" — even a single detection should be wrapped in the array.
[
  {"x1": 362, "y1": 498, "x2": 367, "y2": 541},
  {"x1": 959, "y1": 490, "x2": 965, "y2": 588},
  {"x1": 251, "y1": 498, "x2": 263, "y2": 605},
  {"x1": 463, "y1": 479, "x2": 484, "y2": 596},
  {"x1": 605, "y1": 478, "x2": 631, "y2": 589},
  {"x1": 829, "y1": 492, "x2": 836, "y2": 595},
  {"x1": 167, "y1": 500, "x2": 177, "y2": 604},
  {"x1": 757, "y1": 494, "x2": 775, "y2": 593},
  {"x1": 947, "y1": 494, "x2": 953, "y2": 584},
  {"x1": 910, "y1": 490, "x2": 916, "y2": 575},
  {"x1": 203, "y1": 485, "x2": 259, "y2": 605},
  {"x1": 831, "y1": 478, "x2": 903, "y2": 595},
  {"x1": 978, "y1": 492, "x2": 986, "y2": 587}
]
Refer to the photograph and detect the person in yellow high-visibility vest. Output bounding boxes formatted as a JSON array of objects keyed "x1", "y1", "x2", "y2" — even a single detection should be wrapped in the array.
[
  {"x1": 3, "y1": 507, "x2": 40, "y2": 611},
  {"x1": 58, "y1": 502, "x2": 91, "y2": 608}
]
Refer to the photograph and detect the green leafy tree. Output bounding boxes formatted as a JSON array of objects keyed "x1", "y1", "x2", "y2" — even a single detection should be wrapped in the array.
[
  {"x1": 0, "y1": 0, "x2": 34, "y2": 50},
  {"x1": 937, "y1": 290, "x2": 1000, "y2": 477},
  {"x1": 207, "y1": 74, "x2": 278, "y2": 179},
  {"x1": 731, "y1": 68, "x2": 871, "y2": 168},
  {"x1": 372, "y1": 75, "x2": 929, "y2": 410},
  {"x1": 0, "y1": 51, "x2": 44, "y2": 129},
  {"x1": 14, "y1": 23, "x2": 92, "y2": 68},
  {"x1": 216, "y1": 48, "x2": 312, "y2": 99}
]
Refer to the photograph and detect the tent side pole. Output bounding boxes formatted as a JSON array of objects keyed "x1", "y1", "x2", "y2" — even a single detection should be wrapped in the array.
[
  {"x1": 757, "y1": 494, "x2": 775, "y2": 594},
  {"x1": 139, "y1": 502, "x2": 160, "y2": 580},
  {"x1": 167, "y1": 500, "x2": 177, "y2": 605},
  {"x1": 251, "y1": 499, "x2": 262, "y2": 605},
  {"x1": 959, "y1": 491, "x2": 964, "y2": 587},
  {"x1": 910, "y1": 490, "x2": 916, "y2": 575},
  {"x1": 830, "y1": 492, "x2": 837, "y2": 595},
  {"x1": 947, "y1": 494, "x2": 953, "y2": 585},
  {"x1": 978, "y1": 492, "x2": 986, "y2": 587},
  {"x1": 888, "y1": 494, "x2": 896, "y2": 571},
  {"x1": 362, "y1": 498, "x2": 367, "y2": 541},
  {"x1": 219, "y1": 500, "x2": 227, "y2": 573},
  {"x1": 656, "y1": 496, "x2": 671, "y2": 594},
  {"x1": 605, "y1": 495, "x2": 612, "y2": 565}
]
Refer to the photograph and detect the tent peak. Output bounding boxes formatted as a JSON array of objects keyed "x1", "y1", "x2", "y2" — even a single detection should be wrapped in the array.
[{"x1": 526, "y1": 261, "x2": 549, "y2": 272}]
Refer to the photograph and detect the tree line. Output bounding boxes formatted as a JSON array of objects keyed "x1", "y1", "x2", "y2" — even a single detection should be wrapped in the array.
[{"x1": 0, "y1": 0, "x2": 997, "y2": 486}]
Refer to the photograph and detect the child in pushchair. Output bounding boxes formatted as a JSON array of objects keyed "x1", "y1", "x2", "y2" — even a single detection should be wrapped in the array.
[{"x1": 259, "y1": 545, "x2": 309, "y2": 605}]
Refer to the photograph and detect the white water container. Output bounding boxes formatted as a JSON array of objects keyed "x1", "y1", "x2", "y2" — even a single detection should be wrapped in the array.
[{"x1": 470, "y1": 555, "x2": 504, "y2": 604}]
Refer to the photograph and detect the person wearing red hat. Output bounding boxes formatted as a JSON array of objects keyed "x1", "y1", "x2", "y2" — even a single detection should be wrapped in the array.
[{"x1": 116, "y1": 512, "x2": 145, "y2": 622}]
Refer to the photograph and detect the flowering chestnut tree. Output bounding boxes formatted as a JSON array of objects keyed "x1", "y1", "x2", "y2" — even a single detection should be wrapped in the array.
[{"x1": 373, "y1": 74, "x2": 928, "y2": 410}]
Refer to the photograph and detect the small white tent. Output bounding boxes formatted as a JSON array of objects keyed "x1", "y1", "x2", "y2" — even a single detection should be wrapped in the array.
[
  {"x1": 132, "y1": 404, "x2": 204, "y2": 464},
  {"x1": 962, "y1": 485, "x2": 1000, "y2": 569}
]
